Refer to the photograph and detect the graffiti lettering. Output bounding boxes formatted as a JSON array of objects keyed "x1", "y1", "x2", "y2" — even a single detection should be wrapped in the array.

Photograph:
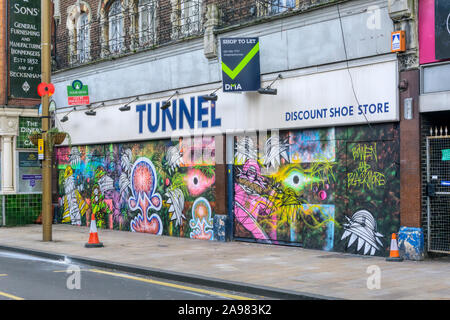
[{"x1": 347, "y1": 143, "x2": 386, "y2": 190}]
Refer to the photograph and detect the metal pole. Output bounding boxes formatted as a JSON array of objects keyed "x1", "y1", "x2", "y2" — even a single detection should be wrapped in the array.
[{"x1": 41, "y1": 0, "x2": 52, "y2": 241}]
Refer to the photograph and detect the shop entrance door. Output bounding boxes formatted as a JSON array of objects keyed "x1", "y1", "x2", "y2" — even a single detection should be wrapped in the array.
[{"x1": 426, "y1": 132, "x2": 450, "y2": 253}]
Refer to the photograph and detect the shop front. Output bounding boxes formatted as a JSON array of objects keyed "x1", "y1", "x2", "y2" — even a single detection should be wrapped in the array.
[
  {"x1": 419, "y1": 0, "x2": 450, "y2": 254},
  {"x1": 54, "y1": 55, "x2": 401, "y2": 256}
]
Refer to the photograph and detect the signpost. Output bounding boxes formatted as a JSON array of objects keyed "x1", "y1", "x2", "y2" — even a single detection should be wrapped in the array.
[
  {"x1": 220, "y1": 37, "x2": 261, "y2": 92},
  {"x1": 8, "y1": 0, "x2": 41, "y2": 99}
]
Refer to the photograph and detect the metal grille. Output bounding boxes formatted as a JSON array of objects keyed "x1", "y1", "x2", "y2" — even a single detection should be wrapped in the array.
[{"x1": 426, "y1": 128, "x2": 450, "y2": 253}]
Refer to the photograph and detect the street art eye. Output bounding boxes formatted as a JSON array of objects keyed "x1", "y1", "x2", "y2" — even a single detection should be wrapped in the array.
[
  {"x1": 283, "y1": 168, "x2": 310, "y2": 190},
  {"x1": 184, "y1": 168, "x2": 215, "y2": 196}
]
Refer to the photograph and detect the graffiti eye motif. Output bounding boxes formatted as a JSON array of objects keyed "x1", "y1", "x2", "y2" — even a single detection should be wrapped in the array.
[
  {"x1": 185, "y1": 168, "x2": 215, "y2": 196},
  {"x1": 284, "y1": 168, "x2": 309, "y2": 191}
]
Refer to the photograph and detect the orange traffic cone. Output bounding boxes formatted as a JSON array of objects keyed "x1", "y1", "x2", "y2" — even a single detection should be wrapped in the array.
[
  {"x1": 85, "y1": 213, "x2": 104, "y2": 248},
  {"x1": 386, "y1": 233, "x2": 403, "y2": 262}
]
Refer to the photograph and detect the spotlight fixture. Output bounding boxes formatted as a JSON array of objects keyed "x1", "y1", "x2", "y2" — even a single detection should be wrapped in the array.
[
  {"x1": 119, "y1": 97, "x2": 140, "y2": 112},
  {"x1": 85, "y1": 102, "x2": 104, "y2": 116},
  {"x1": 258, "y1": 74, "x2": 282, "y2": 95},
  {"x1": 201, "y1": 87, "x2": 220, "y2": 101},
  {"x1": 119, "y1": 105, "x2": 131, "y2": 112},
  {"x1": 257, "y1": 87, "x2": 278, "y2": 95},
  {"x1": 59, "y1": 107, "x2": 76, "y2": 123},
  {"x1": 160, "y1": 91, "x2": 179, "y2": 110}
]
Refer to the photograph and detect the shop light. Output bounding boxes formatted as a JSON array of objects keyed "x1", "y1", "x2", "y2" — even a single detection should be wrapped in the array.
[
  {"x1": 160, "y1": 91, "x2": 179, "y2": 110},
  {"x1": 201, "y1": 87, "x2": 220, "y2": 101},
  {"x1": 85, "y1": 102, "x2": 104, "y2": 116},
  {"x1": 119, "y1": 97, "x2": 140, "y2": 112},
  {"x1": 59, "y1": 107, "x2": 76, "y2": 123},
  {"x1": 258, "y1": 74, "x2": 282, "y2": 95}
]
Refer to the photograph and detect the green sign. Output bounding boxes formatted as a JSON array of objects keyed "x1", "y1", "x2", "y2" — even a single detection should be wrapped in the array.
[
  {"x1": 67, "y1": 81, "x2": 90, "y2": 105},
  {"x1": 9, "y1": 0, "x2": 41, "y2": 99},
  {"x1": 19, "y1": 152, "x2": 40, "y2": 167},
  {"x1": 17, "y1": 117, "x2": 41, "y2": 149},
  {"x1": 442, "y1": 149, "x2": 450, "y2": 161}
]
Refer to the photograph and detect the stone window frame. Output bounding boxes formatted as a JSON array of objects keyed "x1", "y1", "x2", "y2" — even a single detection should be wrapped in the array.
[
  {"x1": 99, "y1": 0, "x2": 128, "y2": 58},
  {"x1": 136, "y1": 0, "x2": 159, "y2": 48},
  {"x1": 170, "y1": 0, "x2": 203, "y2": 40},
  {"x1": 257, "y1": 0, "x2": 298, "y2": 17},
  {"x1": 66, "y1": 1, "x2": 92, "y2": 65}
]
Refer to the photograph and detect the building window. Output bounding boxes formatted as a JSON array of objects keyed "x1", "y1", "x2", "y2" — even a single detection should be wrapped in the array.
[
  {"x1": 138, "y1": 0, "x2": 158, "y2": 46},
  {"x1": 171, "y1": 0, "x2": 202, "y2": 40},
  {"x1": 108, "y1": 0, "x2": 125, "y2": 54},
  {"x1": 270, "y1": 0, "x2": 296, "y2": 14},
  {"x1": 257, "y1": 0, "x2": 296, "y2": 17},
  {"x1": 66, "y1": 1, "x2": 92, "y2": 65},
  {"x1": 77, "y1": 13, "x2": 90, "y2": 63}
]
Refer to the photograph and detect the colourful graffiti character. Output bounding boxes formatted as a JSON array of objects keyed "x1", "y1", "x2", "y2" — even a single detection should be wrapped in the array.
[
  {"x1": 91, "y1": 183, "x2": 111, "y2": 229},
  {"x1": 61, "y1": 166, "x2": 88, "y2": 226},
  {"x1": 189, "y1": 197, "x2": 214, "y2": 240},
  {"x1": 234, "y1": 159, "x2": 274, "y2": 243},
  {"x1": 128, "y1": 157, "x2": 163, "y2": 235}
]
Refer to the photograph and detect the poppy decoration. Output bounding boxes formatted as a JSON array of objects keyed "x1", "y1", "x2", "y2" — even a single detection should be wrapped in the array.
[{"x1": 37, "y1": 82, "x2": 55, "y2": 97}]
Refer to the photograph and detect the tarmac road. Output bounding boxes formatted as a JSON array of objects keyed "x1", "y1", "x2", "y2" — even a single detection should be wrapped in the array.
[{"x1": 0, "y1": 250, "x2": 264, "y2": 300}]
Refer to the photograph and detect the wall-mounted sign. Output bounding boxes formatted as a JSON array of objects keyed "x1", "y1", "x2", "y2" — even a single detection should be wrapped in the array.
[
  {"x1": 391, "y1": 31, "x2": 406, "y2": 53},
  {"x1": 38, "y1": 139, "x2": 44, "y2": 160},
  {"x1": 67, "y1": 80, "x2": 90, "y2": 105},
  {"x1": 19, "y1": 152, "x2": 39, "y2": 167},
  {"x1": 8, "y1": 0, "x2": 41, "y2": 99},
  {"x1": 220, "y1": 38, "x2": 260, "y2": 92},
  {"x1": 17, "y1": 117, "x2": 42, "y2": 149},
  {"x1": 435, "y1": 0, "x2": 450, "y2": 60},
  {"x1": 442, "y1": 149, "x2": 450, "y2": 161}
]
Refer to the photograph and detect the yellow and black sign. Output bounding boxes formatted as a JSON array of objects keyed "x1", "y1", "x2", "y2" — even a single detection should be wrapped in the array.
[{"x1": 38, "y1": 138, "x2": 44, "y2": 160}]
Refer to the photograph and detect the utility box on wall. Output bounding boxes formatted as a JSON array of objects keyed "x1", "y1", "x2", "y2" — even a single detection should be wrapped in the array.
[{"x1": 398, "y1": 227, "x2": 425, "y2": 261}]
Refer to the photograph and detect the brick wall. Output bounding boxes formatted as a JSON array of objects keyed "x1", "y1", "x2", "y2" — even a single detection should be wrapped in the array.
[{"x1": 399, "y1": 69, "x2": 421, "y2": 228}]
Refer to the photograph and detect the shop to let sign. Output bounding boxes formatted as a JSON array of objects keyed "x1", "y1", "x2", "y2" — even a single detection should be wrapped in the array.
[
  {"x1": 67, "y1": 80, "x2": 90, "y2": 105},
  {"x1": 220, "y1": 38, "x2": 261, "y2": 92},
  {"x1": 8, "y1": 0, "x2": 41, "y2": 99}
]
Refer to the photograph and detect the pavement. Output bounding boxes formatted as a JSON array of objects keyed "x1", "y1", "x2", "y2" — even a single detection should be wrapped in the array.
[{"x1": 0, "y1": 224, "x2": 449, "y2": 300}]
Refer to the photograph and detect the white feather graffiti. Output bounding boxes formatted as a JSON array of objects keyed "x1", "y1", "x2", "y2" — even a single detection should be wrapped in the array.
[
  {"x1": 165, "y1": 188, "x2": 186, "y2": 227},
  {"x1": 341, "y1": 210, "x2": 384, "y2": 256}
]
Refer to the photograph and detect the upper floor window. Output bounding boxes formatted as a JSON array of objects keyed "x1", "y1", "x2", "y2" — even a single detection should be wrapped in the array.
[
  {"x1": 138, "y1": 0, "x2": 158, "y2": 46},
  {"x1": 270, "y1": 0, "x2": 296, "y2": 14},
  {"x1": 171, "y1": 0, "x2": 202, "y2": 40},
  {"x1": 66, "y1": 1, "x2": 91, "y2": 66},
  {"x1": 108, "y1": 0, "x2": 125, "y2": 54},
  {"x1": 256, "y1": 0, "x2": 296, "y2": 17},
  {"x1": 77, "y1": 13, "x2": 90, "y2": 63}
]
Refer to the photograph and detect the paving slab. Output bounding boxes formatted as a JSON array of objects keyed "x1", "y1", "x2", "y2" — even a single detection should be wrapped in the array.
[{"x1": 0, "y1": 224, "x2": 449, "y2": 300}]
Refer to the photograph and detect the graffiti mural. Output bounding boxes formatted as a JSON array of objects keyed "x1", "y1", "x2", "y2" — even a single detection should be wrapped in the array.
[
  {"x1": 233, "y1": 124, "x2": 400, "y2": 256},
  {"x1": 56, "y1": 137, "x2": 216, "y2": 240}
]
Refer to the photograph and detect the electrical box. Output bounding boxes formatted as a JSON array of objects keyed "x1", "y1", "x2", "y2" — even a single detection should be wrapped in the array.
[{"x1": 391, "y1": 31, "x2": 406, "y2": 53}]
